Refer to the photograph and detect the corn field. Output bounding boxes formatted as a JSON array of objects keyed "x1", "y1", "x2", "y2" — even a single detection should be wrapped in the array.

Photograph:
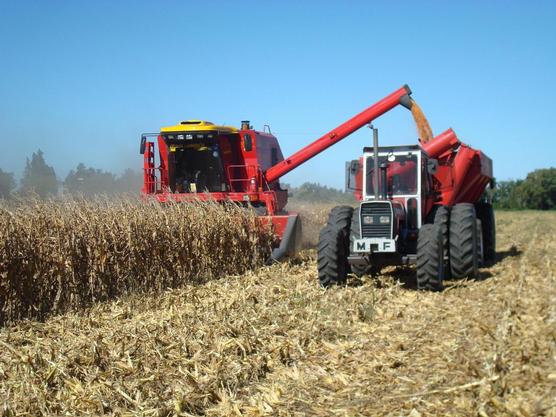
[
  {"x1": 0, "y1": 198, "x2": 274, "y2": 325},
  {"x1": 0, "y1": 206, "x2": 554, "y2": 415}
]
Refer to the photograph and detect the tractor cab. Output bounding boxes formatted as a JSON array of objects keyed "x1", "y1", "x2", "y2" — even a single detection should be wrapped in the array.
[
  {"x1": 361, "y1": 145, "x2": 434, "y2": 230},
  {"x1": 346, "y1": 144, "x2": 437, "y2": 261}
]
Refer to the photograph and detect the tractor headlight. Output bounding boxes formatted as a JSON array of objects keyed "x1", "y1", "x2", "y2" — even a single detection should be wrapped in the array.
[
  {"x1": 362, "y1": 215, "x2": 374, "y2": 225},
  {"x1": 379, "y1": 216, "x2": 390, "y2": 224}
]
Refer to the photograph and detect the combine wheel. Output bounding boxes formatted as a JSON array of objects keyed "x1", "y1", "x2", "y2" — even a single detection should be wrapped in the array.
[
  {"x1": 317, "y1": 225, "x2": 349, "y2": 287},
  {"x1": 475, "y1": 202, "x2": 496, "y2": 263},
  {"x1": 349, "y1": 207, "x2": 375, "y2": 276},
  {"x1": 449, "y1": 203, "x2": 478, "y2": 279}
]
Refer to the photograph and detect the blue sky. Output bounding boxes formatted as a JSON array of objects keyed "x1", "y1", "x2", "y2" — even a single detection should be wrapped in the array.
[{"x1": 0, "y1": 1, "x2": 555, "y2": 189}]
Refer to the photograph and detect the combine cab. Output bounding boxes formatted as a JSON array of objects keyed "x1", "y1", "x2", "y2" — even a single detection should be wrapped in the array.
[{"x1": 140, "y1": 120, "x2": 300, "y2": 261}]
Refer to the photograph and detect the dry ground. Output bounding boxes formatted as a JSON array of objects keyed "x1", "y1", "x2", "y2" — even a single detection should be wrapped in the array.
[{"x1": 1, "y1": 211, "x2": 555, "y2": 416}]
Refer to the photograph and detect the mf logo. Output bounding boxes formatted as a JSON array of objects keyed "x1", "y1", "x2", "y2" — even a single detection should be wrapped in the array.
[{"x1": 356, "y1": 240, "x2": 394, "y2": 252}]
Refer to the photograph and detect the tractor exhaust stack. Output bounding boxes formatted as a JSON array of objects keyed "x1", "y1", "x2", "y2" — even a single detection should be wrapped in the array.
[{"x1": 371, "y1": 125, "x2": 380, "y2": 200}]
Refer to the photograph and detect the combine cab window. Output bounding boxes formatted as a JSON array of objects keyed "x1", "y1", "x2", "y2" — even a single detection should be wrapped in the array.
[
  {"x1": 166, "y1": 137, "x2": 228, "y2": 193},
  {"x1": 366, "y1": 153, "x2": 418, "y2": 197}
]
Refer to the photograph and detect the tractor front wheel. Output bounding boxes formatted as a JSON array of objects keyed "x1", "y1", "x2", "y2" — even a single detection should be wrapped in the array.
[
  {"x1": 428, "y1": 205, "x2": 450, "y2": 272},
  {"x1": 416, "y1": 223, "x2": 445, "y2": 291},
  {"x1": 326, "y1": 205, "x2": 353, "y2": 235},
  {"x1": 317, "y1": 225, "x2": 349, "y2": 287}
]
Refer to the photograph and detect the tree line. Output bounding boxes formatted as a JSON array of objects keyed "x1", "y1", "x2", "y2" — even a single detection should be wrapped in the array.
[
  {"x1": 489, "y1": 168, "x2": 556, "y2": 210},
  {"x1": 283, "y1": 169, "x2": 556, "y2": 210},
  {"x1": 284, "y1": 182, "x2": 356, "y2": 204},
  {"x1": 1, "y1": 150, "x2": 555, "y2": 210},
  {"x1": 0, "y1": 150, "x2": 143, "y2": 199}
]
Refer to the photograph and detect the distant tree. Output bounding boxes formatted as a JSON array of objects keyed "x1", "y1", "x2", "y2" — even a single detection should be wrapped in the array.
[
  {"x1": 20, "y1": 150, "x2": 58, "y2": 198},
  {"x1": 287, "y1": 182, "x2": 355, "y2": 204},
  {"x1": 491, "y1": 179, "x2": 521, "y2": 209},
  {"x1": 115, "y1": 168, "x2": 143, "y2": 194},
  {"x1": 64, "y1": 163, "x2": 117, "y2": 197},
  {"x1": 64, "y1": 165, "x2": 144, "y2": 197},
  {"x1": 0, "y1": 168, "x2": 16, "y2": 199},
  {"x1": 514, "y1": 168, "x2": 556, "y2": 210}
]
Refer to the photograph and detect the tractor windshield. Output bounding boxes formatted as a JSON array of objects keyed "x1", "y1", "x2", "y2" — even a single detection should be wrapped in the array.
[{"x1": 366, "y1": 153, "x2": 418, "y2": 197}]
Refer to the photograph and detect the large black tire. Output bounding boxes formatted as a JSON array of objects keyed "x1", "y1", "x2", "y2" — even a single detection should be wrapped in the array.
[
  {"x1": 326, "y1": 206, "x2": 353, "y2": 274},
  {"x1": 349, "y1": 207, "x2": 375, "y2": 276},
  {"x1": 476, "y1": 219, "x2": 484, "y2": 267},
  {"x1": 327, "y1": 205, "x2": 353, "y2": 234},
  {"x1": 449, "y1": 203, "x2": 478, "y2": 279},
  {"x1": 427, "y1": 205, "x2": 450, "y2": 267},
  {"x1": 317, "y1": 225, "x2": 349, "y2": 287},
  {"x1": 475, "y1": 202, "x2": 496, "y2": 262},
  {"x1": 416, "y1": 223, "x2": 445, "y2": 291}
]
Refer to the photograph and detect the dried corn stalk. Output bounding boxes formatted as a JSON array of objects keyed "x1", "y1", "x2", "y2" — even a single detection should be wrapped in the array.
[{"x1": 0, "y1": 197, "x2": 274, "y2": 325}]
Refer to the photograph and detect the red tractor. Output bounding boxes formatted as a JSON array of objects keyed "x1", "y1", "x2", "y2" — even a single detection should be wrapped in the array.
[{"x1": 318, "y1": 119, "x2": 494, "y2": 291}]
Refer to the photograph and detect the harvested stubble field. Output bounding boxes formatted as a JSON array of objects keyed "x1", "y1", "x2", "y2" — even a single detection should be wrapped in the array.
[{"x1": 0, "y1": 208, "x2": 555, "y2": 416}]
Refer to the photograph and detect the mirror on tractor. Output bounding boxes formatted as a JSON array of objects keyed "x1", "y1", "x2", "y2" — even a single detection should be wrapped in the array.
[
  {"x1": 140, "y1": 136, "x2": 147, "y2": 155},
  {"x1": 345, "y1": 160, "x2": 361, "y2": 193}
]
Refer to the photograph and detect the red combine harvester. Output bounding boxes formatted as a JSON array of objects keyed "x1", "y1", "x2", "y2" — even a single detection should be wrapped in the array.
[{"x1": 140, "y1": 85, "x2": 494, "y2": 289}]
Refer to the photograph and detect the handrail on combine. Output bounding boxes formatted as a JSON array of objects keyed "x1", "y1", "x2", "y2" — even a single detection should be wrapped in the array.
[
  {"x1": 143, "y1": 167, "x2": 163, "y2": 193},
  {"x1": 226, "y1": 164, "x2": 263, "y2": 192}
]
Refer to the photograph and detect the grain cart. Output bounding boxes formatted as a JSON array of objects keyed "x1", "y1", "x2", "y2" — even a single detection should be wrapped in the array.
[
  {"x1": 140, "y1": 86, "x2": 418, "y2": 261},
  {"x1": 318, "y1": 124, "x2": 494, "y2": 290}
]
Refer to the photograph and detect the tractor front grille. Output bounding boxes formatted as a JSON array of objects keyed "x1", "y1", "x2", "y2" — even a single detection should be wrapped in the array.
[{"x1": 360, "y1": 202, "x2": 392, "y2": 239}]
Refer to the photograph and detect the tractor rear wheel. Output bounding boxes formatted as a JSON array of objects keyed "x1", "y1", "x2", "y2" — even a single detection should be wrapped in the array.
[
  {"x1": 416, "y1": 223, "x2": 445, "y2": 291},
  {"x1": 349, "y1": 207, "x2": 376, "y2": 276},
  {"x1": 475, "y1": 202, "x2": 496, "y2": 263},
  {"x1": 317, "y1": 225, "x2": 349, "y2": 287},
  {"x1": 449, "y1": 203, "x2": 479, "y2": 279}
]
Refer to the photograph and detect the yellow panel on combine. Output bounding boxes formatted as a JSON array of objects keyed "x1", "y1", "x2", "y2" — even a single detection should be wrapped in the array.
[{"x1": 161, "y1": 120, "x2": 239, "y2": 134}]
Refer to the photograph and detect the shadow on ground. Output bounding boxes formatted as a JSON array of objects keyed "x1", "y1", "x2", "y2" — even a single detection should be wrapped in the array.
[
  {"x1": 307, "y1": 244, "x2": 523, "y2": 291},
  {"x1": 495, "y1": 245, "x2": 522, "y2": 262},
  {"x1": 367, "y1": 245, "x2": 523, "y2": 291}
]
